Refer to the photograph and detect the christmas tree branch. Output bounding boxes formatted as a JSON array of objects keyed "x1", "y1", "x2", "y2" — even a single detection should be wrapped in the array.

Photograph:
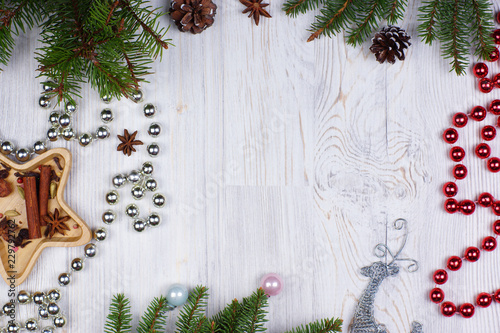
[
  {"x1": 136, "y1": 296, "x2": 171, "y2": 333},
  {"x1": 283, "y1": 0, "x2": 324, "y2": 17},
  {"x1": 104, "y1": 294, "x2": 133, "y2": 333},
  {"x1": 176, "y1": 285, "x2": 210, "y2": 333},
  {"x1": 469, "y1": 0, "x2": 495, "y2": 60},
  {"x1": 283, "y1": 318, "x2": 343, "y2": 333},
  {"x1": 387, "y1": 0, "x2": 408, "y2": 25},
  {"x1": 237, "y1": 288, "x2": 269, "y2": 333},
  {"x1": 307, "y1": 0, "x2": 357, "y2": 42},
  {"x1": 210, "y1": 299, "x2": 241, "y2": 333},
  {"x1": 346, "y1": 0, "x2": 385, "y2": 46},
  {"x1": 417, "y1": 0, "x2": 439, "y2": 44}
]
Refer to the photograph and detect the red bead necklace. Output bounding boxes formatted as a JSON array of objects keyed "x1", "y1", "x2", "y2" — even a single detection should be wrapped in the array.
[{"x1": 473, "y1": 17, "x2": 500, "y2": 93}]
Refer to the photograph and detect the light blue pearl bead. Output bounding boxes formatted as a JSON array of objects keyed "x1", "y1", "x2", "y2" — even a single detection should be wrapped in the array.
[{"x1": 166, "y1": 284, "x2": 189, "y2": 307}]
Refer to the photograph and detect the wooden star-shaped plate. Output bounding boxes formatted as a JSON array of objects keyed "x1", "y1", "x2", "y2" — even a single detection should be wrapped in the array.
[{"x1": 0, "y1": 148, "x2": 91, "y2": 286}]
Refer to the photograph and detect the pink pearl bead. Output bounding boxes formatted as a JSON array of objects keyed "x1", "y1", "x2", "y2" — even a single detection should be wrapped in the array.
[{"x1": 260, "y1": 273, "x2": 283, "y2": 296}]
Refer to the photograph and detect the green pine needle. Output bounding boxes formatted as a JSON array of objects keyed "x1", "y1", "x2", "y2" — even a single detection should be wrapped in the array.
[
  {"x1": 235, "y1": 288, "x2": 269, "y2": 333},
  {"x1": 175, "y1": 285, "x2": 210, "y2": 333},
  {"x1": 104, "y1": 294, "x2": 133, "y2": 333},
  {"x1": 468, "y1": 0, "x2": 496, "y2": 60},
  {"x1": 283, "y1": 318, "x2": 343, "y2": 333},
  {"x1": 210, "y1": 299, "x2": 242, "y2": 333},
  {"x1": 136, "y1": 296, "x2": 171, "y2": 333},
  {"x1": 283, "y1": 0, "x2": 324, "y2": 17}
]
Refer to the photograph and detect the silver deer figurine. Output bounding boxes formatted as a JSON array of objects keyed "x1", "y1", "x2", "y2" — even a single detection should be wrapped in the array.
[{"x1": 349, "y1": 219, "x2": 423, "y2": 333}]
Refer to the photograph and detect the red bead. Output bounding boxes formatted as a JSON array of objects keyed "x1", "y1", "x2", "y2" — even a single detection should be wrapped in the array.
[
  {"x1": 443, "y1": 182, "x2": 458, "y2": 197},
  {"x1": 470, "y1": 106, "x2": 487, "y2": 121},
  {"x1": 479, "y1": 78, "x2": 494, "y2": 93},
  {"x1": 430, "y1": 288, "x2": 445, "y2": 303},
  {"x1": 494, "y1": 290, "x2": 500, "y2": 303},
  {"x1": 494, "y1": 73, "x2": 500, "y2": 88},
  {"x1": 450, "y1": 146, "x2": 466, "y2": 162},
  {"x1": 473, "y1": 62, "x2": 489, "y2": 78},
  {"x1": 494, "y1": 220, "x2": 500, "y2": 235},
  {"x1": 475, "y1": 143, "x2": 491, "y2": 159},
  {"x1": 487, "y1": 157, "x2": 500, "y2": 172},
  {"x1": 433, "y1": 269, "x2": 448, "y2": 284},
  {"x1": 490, "y1": 100, "x2": 500, "y2": 115},
  {"x1": 459, "y1": 303, "x2": 475, "y2": 318},
  {"x1": 453, "y1": 113, "x2": 468, "y2": 128},
  {"x1": 497, "y1": 12, "x2": 500, "y2": 24},
  {"x1": 477, "y1": 293, "x2": 493, "y2": 308},
  {"x1": 478, "y1": 192, "x2": 494, "y2": 207},
  {"x1": 453, "y1": 164, "x2": 467, "y2": 179},
  {"x1": 443, "y1": 128, "x2": 459, "y2": 144},
  {"x1": 441, "y1": 302, "x2": 457, "y2": 317},
  {"x1": 447, "y1": 256, "x2": 462, "y2": 271},
  {"x1": 489, "y1": 48, "x2": 500, "y2": 62},
  {"x1": 493, "y1": 29, "x2": 500, "y2": 45},
  {"x1": 493, "y1": 201, "x2": 500, "y2": 216},
  {"x1": 481, "y1": 125, "x2": 496, "y2": 140},
  {"x1": 16, "y1": 178, "x2": 23, "y2": 184},
  {"x1": 482, "y1": 236, "x2": 497, "y2": 251},
  {"x1": 444, "y1": 198, "x2": 459, "y2": 214},
  {"x1": 464, "y1": 247, "x2": 481, "y2": 262},
  {"x1": 459, "y1": 200, "x2": 476, "y2": 215}
]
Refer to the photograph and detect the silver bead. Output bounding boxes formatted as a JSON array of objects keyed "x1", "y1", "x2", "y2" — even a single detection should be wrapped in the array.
[
  {"x1": 96, "y1": 126, "x2": 110, "y2": 139},
  {"x1": 141, "y1": 162, "x2": 154, "y2": 175},
  {"x1": 47, "y1": 302, "x2": 60, "y2": 315},
  {"x1": 147, "y1": 213, "x2": 161, "y2": 227},
  {"x1": 145, "y1": 178, "x2": 158, "y2": 192},
  {"x1": 6, "y1": 322, "x2": 19, "y2": 333},
  {"x1": 125, "y1": 204, "x2": 140, "y2": 218},
  {"x1": 127, "y1": 170, "x2": 142, "y2": 184},
  {"x1": 32, "y1": 292, "x2": 45, "y2": 305},
  {"x1": 112, "y1": 174, "x2": 127, "y2": 188},
  {"x1": 58, "y1": 273, "x2": 71, "y2": 286},
  {"x1": 0, "y1": 141, "x2": 14, "y2": 155},
  {"x1": 58, "y1": 113, "x2": 71, "y2": 128},
  {"x1": 147, "y1": 143, "x2": 160, "y2": 157},
  {"x1": 41, "y1": 81, "x2": 55, "y2": 92},
  {"x1": 38, "y1": 305, "x2": 49, "y2": 319},
  {"x1": 133, "y1": 219, "x2": 146, "y2": 232},
  {"x1": 65, "y1": 101, "x2": 77, "y2": 113},
  {"x1": 148, "y1": 123, "x2": 161, "y2": 138},
  {"x1": 102, "y1": 210, "x2": 116, "y2": 224},
  {"x1": 143, "y1": 103, "x2": 156, "y2": 118},
  {"x1": 70, "y1": 258, "x2": 84, "y2": 272},
  {"x1": 53, "y1": 316, "x2": 66, "y2": 328},
  {"x1": 131, "y1": 186, "x2": 145, "y2": 200},
  {"x1": 15, "y1": 148, "x2": 30, "y2": 162},
  {"x1": 24, "y1": 318, "x2": 38, "y2": 331},
  {"x1": 33, "y1": 141, "x2": 47, "y2": 155},
  {"x1": 17, "y1": 291, "x2": 31, "y2": 304},
  {"x1": 152, "y1": 193, "x2": 166, "y2": 208},
  {"x1": 100, "y1": 109, "x2": 114, "y2": 123},
  {"x1": 39, "y1": 95, "x2": 51, "y2": 108},
  {"x1": 106, "y1": 191, "x2": 119, "y2": 205},
  {"x1": 101, "y1": 94, "x2": 112, "y2": 104},
  {"x1": 78, "y1": 133, "x2": 93, "y2": 147},
  {"x1": 94, "y1": 228, "x2": 107, "y2": 242},
  {"x1": 2, "y1": 302, "x2": 14, "y2": 315},
  {"x1": 131, "y1": 89, "x2": 143, "y2": 103},
  {"x1": 48, "y1": 111, "x2": 60, "y2": 126},
  {"x1": 47, "y1": 128, "x2": 59, "y2": 142},
  {"x1": 61, "y1": 127, "x2": 75, "y2": 141},
  {"x1": 84, "y1": 243, "x2": 97, "y2": 258},
  {"x1": 41, "y1": 327, "x2": 55, "y2": 333},
  {"x1": 47, "y1": 289, "x2": 61, "y2": 302}
]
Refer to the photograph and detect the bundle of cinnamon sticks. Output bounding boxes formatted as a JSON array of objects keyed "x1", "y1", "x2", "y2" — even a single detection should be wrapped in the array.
[{"x1": 23, "y1": 165, "x2": 52, "y2": 239}]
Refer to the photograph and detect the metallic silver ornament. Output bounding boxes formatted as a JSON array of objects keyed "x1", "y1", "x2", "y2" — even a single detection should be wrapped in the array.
[
  {"x1": 32, "y1": 292, "x2": 45, "y2": 305},
  {"x1": 147, "y1": 213, "x2": 161, "y2": 227},
  {"x1": 133, "y1": 219, "x2": 146, "y2": 232},
  {"x1": 131, "y1": 186, "x2": 145, "y2": 200},
  {"x1": 125, "y1": 204, "x2": 140, "y2": 218},
  {"x1": 15, "y1": 148, "x2": 30, "y2": 162},
  {"x1": 96, "y1": 126, "x2": 110, "y2": 139},
  {"x1": 61, "y1": 127, "x2": 75, "y2": 141},
  {"x1": 38, "y1": 305, "x2": 49, "y2": 319},
  {"x1": 94, "y1": 228, "x2": 107, "y2": 242},
  {"x1": 70, "y1": 258, "x2": 84, "y2": 272},
  {"x1": 48, "y1": 111, "x2": 60, "y2": 126},
  {"x1": 58, "y1": 273, "x2": 71, "y2": 286},
  {"x1": 0, "y1": 141, "x2": 14, "y2": 155},
  {"x1": 100, "y1": 108, "x2": 114, "y2": 123},
  {"x1": 102, "y1": 210, "x2": 116, "y2": 224},
  {"x1": 152, "y1": 193, "x2": 166, "y2": 208},
  {"x1": 47, "y1": 128, "x2": 59, "y2": 142},
  {"x1": 17, "y1": 291, "x2": 31, "y2": 304},
  {"x1": 112, "y1": 174, "x2": 127, "y2": 188},
  {"x1": 47, "y1": 303, "x2": 60, "y2": 315},
  {"x1": 78, "y1": 133, "x2": 93, "y2": 147},
  {"x1": 131, "y1": 89, "x2": 143, "y2": 103},
  {"x1": 127, "y1": 170, "x2": 142, "y2": 184},
  {"x1": 6, "y1": 322, "x2": 19, "y2": 333},
  {"x1": 65, "y1": 101, "x2": 77, "y2": 113},
  {"x1": 24, "y1": 319, "x2": 38, "y2": 331},
  {"x1": 141, "y1": 161, "x2": 154, "y2": 175},
  {"x1": 58, "y1": 113, "x2": 71, "y2": 128},
  {"x1": 53, "y1": 316, "x2": 66, "y2": 328},
  {"x1": 106, "y1": 191, "x2": 119, "y2": 205},
  {"x1": 101, "y1": 94, "x2": 112, "y2": 104},
  {"x1": 84, "y1": 243, "x2": 97, "y2": 258},
  {"x1": 147, "y1": 143, "x2": 160, "y2": 157},
  {"x1": 33, "y1": 141, "x2": 47, "y2": 155},
  {"x1": 145, "y1": 178, "x2": 158, "y2": 192},
  {"x1": 41, "y1": 327, "x2": 55, "y2": 333},
  {"x1": 2, "y1": 302, "x2": 14, "y2": 315},
  {"x1": 39, "y1": 95, "x2": 51, "y2": 108},
  {"x1": 47, "y1": 289, "x2": 61, "y2": 302},
  {"x1": 41, "y1": 81, "x2": 55, "y2": 92},
  {"x1": 143, "y1": 103, "x2": 156, "y2": 118},
  {"x1": 148, "y1": 123, "x2": 161, "y2": 137}
]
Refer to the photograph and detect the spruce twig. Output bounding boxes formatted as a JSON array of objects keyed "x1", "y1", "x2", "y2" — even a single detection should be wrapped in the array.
[
  {"x1": 136, "y1": 296, "x2": 171, "y2": 333},
  {"x1": 283, "y1": 318, "x2": 343, "y2": 333},
  {"x1": 469, "y1": 0, "x2": 495, "y2": 60},
  {"x1": 175, "y1": 285, "x2": 210, "y2": 333},
  {"x1": 417, "y1": 0, "x2": 439, "y2": 44},
  {"x1": 210, "y1": 299, "x2": 242, "y2": 333},
  {"x1": 104, "y1": 294, "x2": 133, "y2": 333},
  {"x1": 236, "y1": 288, "x2": 269, "y2": 333}
]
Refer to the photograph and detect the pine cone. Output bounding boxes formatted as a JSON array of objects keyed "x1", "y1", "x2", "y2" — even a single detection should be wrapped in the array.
[
  {"x1": 370, "y1": 26, "x2": 411, "y2": 64},
  {"x1": 170, "y1": 0, "x2": 217, "y2": 34}
]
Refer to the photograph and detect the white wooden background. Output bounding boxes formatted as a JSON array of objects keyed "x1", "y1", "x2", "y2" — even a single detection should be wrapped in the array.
[{"x1": 0, "y1": 1, "x2": 499, "y2": 332}]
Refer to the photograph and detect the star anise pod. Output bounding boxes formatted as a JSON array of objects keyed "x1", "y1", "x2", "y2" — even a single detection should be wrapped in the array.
[
  {"x1": 240, "y1": 0, "x2": 271, "y2": 26},
  {"x1": 43, "y1": 208, "x2": 70, "y2": 238},
  {"x1": 117, "y1": 129, "x2": 143, "y2": 156}
]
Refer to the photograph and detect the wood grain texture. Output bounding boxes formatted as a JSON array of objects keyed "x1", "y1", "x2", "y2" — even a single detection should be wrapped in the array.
[{"x1": 0, "y1": 0, "x2": 499, "y2": 332}]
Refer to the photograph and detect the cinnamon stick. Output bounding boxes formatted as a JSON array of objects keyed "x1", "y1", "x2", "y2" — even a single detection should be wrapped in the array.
[
  {"x1": 24, "y1": 176, "x2": 41, "y2": 239},
  {"x1": 39, "y1": 165, "x2": 51, "y2": 226}
]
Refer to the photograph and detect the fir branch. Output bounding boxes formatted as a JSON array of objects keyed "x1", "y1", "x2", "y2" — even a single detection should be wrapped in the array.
[
  {"x1": 136, "y1": 296, "x2": 171, "y2": 333},
  {"x1": 283, "y1": 0, "x2": 324, "y2": 17},
  {"x1": 346, "y1": 0, "x2": 386, "y2": 46},
  {"x1": 283, "y1": 318, "x2": 343, "y2": 333},
  {"x1": 236, "y1": 288, "x2": 269, "y2": 333},
  {"x1": 387, "y1": 0, "x2": 408, "y2": 25},
  {"x1": 210, "y1": 299, "x2": 242, "y2": 333},
  {"x1": 417, "y1": 0, "x2": 439, "y2": 44},
  {"x1": 468, "y1": 0, "x2": 495, "y2": 60},
  {"x1": 307, "y1": 0, "x2": 357, "y2": 42},
  {"x1": 176, "y1": 285, "x2": 210, "y2": 333},
  {"x1": 104, "y1": 294, "x2": 133, "y2": 333}
]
